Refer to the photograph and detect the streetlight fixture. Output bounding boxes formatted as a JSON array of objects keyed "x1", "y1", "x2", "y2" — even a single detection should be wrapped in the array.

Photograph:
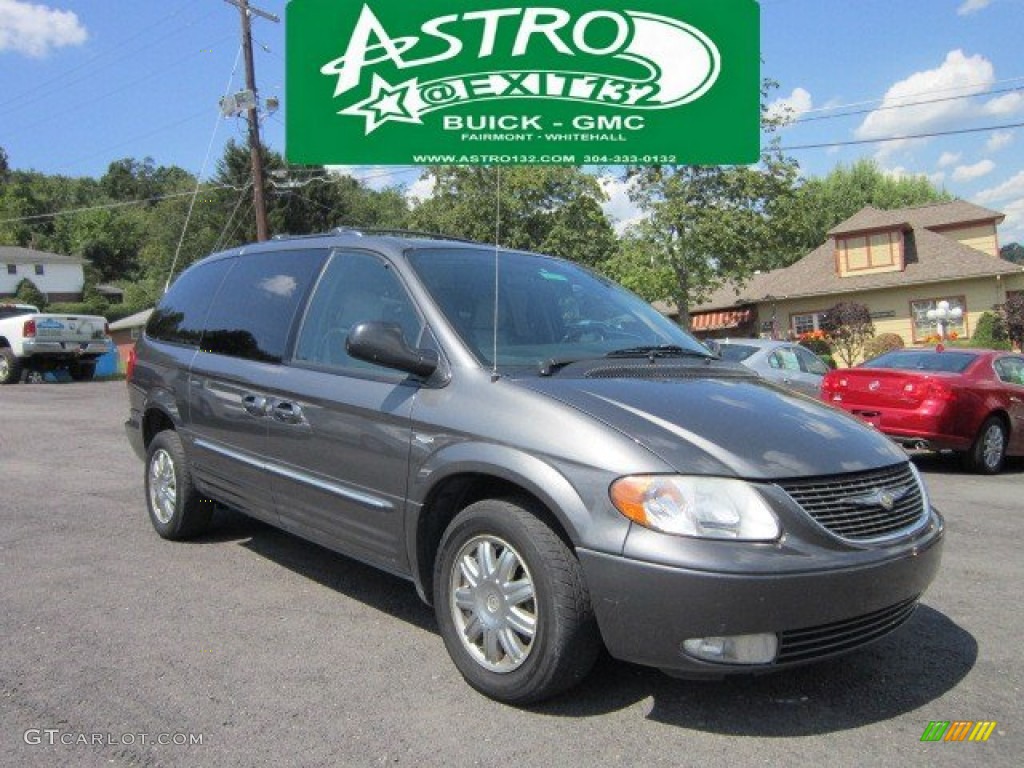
[{"x1": 926, "y1": 300, "x2": 963, "y2": 341}]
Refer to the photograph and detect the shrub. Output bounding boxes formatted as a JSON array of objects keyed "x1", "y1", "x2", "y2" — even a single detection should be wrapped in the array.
[
  {"x1": 820, "y1": 302, "x2": 875, "y2": 367},
  {"x1": 863, "y1": 332, "x2": 904, "y2": 360},
  {"x1": 14, "y1": 278, "x2": 47, "y2": 309},
  {"x1": 971, "y1": 311, "x2": 1008, "y2": 348}
]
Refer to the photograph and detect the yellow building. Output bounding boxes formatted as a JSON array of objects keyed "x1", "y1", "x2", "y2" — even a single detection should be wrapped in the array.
[{"x1": 689, "y1": 201, "x2": 1024, "y2": 360}]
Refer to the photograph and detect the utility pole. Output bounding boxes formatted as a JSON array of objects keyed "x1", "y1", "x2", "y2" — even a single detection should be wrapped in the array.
[{"x1": 223, "y1": 0, "x2": 279, "y2": 241}]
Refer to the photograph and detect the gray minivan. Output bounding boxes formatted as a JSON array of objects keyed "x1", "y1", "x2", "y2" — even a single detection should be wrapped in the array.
[{"x1": 125, "y1": 231, "x2": 943, "y2": 704}]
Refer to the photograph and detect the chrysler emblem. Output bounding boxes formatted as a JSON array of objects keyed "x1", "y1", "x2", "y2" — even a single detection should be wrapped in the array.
[{"x1": 845, "y1": 486, "x2": 908, "y2": 511}]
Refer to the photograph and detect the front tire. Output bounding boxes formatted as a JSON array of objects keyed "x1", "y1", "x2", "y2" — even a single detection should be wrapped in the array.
[
  {"x1": 964, "y1": 416, "x2": 1007, "y2": 474},
  {"x1": 145, "y1": 430, "x2": 213, "y2": 539},
  {"x1": 433, "y1": 498, "x2": 600, "y2": 704},
  {"x1": 0, "y1": 348, "x2": 23, "y2": 384}
]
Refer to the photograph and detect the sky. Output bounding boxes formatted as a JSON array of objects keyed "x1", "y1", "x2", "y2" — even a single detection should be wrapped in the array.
[{"x1": 1, "y1": 0, "x2": 1023, "y2": 244}]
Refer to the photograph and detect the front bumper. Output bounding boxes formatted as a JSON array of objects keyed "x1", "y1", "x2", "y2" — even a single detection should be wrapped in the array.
[{"x1": 578, "y1": 511, "x2": 944, "y2": 675}]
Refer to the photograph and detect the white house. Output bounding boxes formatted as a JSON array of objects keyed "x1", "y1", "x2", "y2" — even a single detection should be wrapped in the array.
[{"x1": 0, "y1": 246, "x2": 85, "y2": 303}]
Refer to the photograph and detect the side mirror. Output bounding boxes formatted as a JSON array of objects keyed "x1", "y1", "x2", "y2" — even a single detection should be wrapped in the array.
[{"x1": 346, "y1": 321, "x2": 439, "y2": 379}]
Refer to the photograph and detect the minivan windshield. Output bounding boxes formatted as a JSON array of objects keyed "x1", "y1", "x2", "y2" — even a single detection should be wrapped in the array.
[{"x1": 406, "y1": 247, "x2": 709, "y2": 370}]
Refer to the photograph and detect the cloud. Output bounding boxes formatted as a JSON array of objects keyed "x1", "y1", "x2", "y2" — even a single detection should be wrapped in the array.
[
  {"x1": 0, "y1": 0, "x2": 87, "y2": 57},
  {"x1": 764, "y1": 87, "x2": 813, "y2": 126},
  {"x1": 937, "y1": 151, "x2": 961, "y2": 167},
  {"x1": 976, "y1": 170, "x2": 1024, "y2": 204},
  {"x1": 952, "y1": 159, "x2": 996, "y2": 182},
  {"x1": 856, "y1": 50, "x2": 995, "y2": 159},
  {"x1": 985, "y1": 130, "x2": 1014, "y2": 153},
  {"x1": 598, "y1": 175, "x2": 645, "y2": 234},
  {"x1": 957, "y1": 0, "x2": 992, "y2": 15},
  {"x1": 982, "y1": 91, "x2": 1024, "y2": 116},
  {"x1": 997, "y1": 197, "x2": 1024, "y2": 245},
  {"x1": 405, "y1": 175, "x2": 435, "y2": 206}
]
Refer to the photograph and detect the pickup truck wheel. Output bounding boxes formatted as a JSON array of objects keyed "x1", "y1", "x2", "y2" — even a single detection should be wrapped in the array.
[
  {"x1": 964, "y1": 416, "x2": 1007, "y2": 474},
  {"x1": 0, "y1": 348, "x2": 23, "y2": 385},
  {"x1": 433, "y1": 498, "x2": 600, "y2": 704},
  {"x1": 145, "y1": 430, "x2": 213, "y2": 539},
  {"x1": 69, "y1": 361, "x2": 96, "y2": 381}
]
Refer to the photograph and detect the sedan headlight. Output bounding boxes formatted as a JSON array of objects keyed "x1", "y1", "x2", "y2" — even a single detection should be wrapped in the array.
[{"x1": 610, "y1": 475, "x2": 780, "y2": 541}]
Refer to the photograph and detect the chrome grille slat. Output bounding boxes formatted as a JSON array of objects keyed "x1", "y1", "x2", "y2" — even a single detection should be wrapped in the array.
[{"x1": 777, "y1": 464, "x2": 927, "y2": 542}]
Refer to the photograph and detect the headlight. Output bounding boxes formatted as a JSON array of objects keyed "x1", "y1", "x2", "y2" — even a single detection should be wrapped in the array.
[{"x1": 610, "y1": 475, "x2": 780, "y2": 541}]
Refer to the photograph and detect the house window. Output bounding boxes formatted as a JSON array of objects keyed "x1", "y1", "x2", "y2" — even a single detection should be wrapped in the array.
[
  {"x1": 910, "y1": 296, "x2": 967, "y2": 342},
  {"x1": 839, "y1": 232, "x2": 899, "y2": 272},
  {"x1": 6, "y1": 264, "x2": 15, "y2": 275},
  {"x1": 34, "y1": 264, "x2": 44, "y2": 276},
  {"x1": 791, "y1": 311, "x2": 829, "y2": 336}
]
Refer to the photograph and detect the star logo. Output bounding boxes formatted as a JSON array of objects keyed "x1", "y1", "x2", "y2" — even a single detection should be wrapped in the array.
[{"x1": 340, "y1": 75, "x2": 422, "y2": 134}]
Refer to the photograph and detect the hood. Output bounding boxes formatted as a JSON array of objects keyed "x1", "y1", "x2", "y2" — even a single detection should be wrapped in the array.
[{"x1": 515, "y1": 371, "x2": 907, "y2": 480}]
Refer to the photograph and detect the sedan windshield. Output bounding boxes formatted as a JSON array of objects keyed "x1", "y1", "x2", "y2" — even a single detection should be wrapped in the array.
[{"x1": 406, "y1": 247, "x2": 708, "y2": 369}]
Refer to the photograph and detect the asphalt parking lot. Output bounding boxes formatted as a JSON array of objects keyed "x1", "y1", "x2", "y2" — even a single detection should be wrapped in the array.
[{"x1": 1, "y1": 381, "x2": 1020, "y2": 767}]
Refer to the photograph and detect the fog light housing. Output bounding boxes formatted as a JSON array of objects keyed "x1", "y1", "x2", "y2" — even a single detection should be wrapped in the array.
[{"x1": 682, "y1": 633, "x2": 778, "y2": 665}]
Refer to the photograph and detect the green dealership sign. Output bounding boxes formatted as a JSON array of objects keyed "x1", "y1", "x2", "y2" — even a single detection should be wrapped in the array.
[{"x1": 286, "y1": 1, "x2": 760, "y2": 165}]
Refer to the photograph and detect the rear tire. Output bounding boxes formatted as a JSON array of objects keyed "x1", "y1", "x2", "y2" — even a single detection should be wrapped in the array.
[
  {"x1": 0, "y1": 348, "x2": 22, "y2": 385},
  {"x1": 964, "y1": 416, "x2": 1007, "y2": 474},
  {"x1": 433, "y1": 498, "x2": 600, "y2": 705},
  {"x1": 69, "y1": 361, "x2": 96, "y2": 381},
  {"x1": 145, "y1": 430, "x2": 213, "y2": 539}
]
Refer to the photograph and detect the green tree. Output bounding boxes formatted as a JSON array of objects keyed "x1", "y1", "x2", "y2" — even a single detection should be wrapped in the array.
[
  {"x1": 821, "y1": 301, "x2": 875, "y2": 367},
  {"x1": 774, "y1": 159, "x2": 951, "y2": 256},
  {"x1": 599, "y1": 229, "x2": 677, "y2": 304},
  {"x1": 14, "y1": 278, "x2": 46, "y2": 308},
  {"x1": 1003, "y1": 293, "x2": 1024, "y2": 350},
  {"x1": 409, "y1": 166, "x2": 615, "y2": 264},
  {"x1": 623, "y1": 80, "x2": 801, "y2": 326},
  {"x1": 1000, "y1": 242, "x2": 1024, "y2": 265}
]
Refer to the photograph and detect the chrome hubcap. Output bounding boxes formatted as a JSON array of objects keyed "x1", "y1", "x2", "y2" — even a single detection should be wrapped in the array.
[
  {"x1": 982, "y1": 425, "x2": 1004, "y2": 468},
  {"x1": 449, "y1": 535, "x2": 537, "y2": 673},
  {"x1": 148, "y1": 449, "x2": 177, "y2": 524}
]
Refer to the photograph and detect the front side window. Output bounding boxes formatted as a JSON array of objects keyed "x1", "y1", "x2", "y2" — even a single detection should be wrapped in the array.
[
  {"x1": 793, "y1": 346, "x2": 829, "y2": 375},
  {"x1": 294, "y1": 250, "x2": 423, "y2": 372},
  {"x1": 407, "y1": 247, "x2": 707, "y2": 370},
  {"x1": 994, "y1": 356, "x2": 1024, "y2": 385},
  {"x1": 910, "y1": 296, "x2": 967, "y2": 342},
  {"x1": 201, "y1": 249, "x2": 328, "y2": 363}
]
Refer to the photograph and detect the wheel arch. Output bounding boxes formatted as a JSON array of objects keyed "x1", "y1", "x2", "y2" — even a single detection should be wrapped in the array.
[{"x1": 407, "y1": 446, "x2": 611, "y2": 605}]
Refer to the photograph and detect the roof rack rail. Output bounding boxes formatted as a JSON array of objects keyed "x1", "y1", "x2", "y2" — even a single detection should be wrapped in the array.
[
  {"x1": 269, "y1": 228, "x2": 477, "y2": 243},
  {"x1": 329, "y1": 227, "x2": 478, "y2": 243}
]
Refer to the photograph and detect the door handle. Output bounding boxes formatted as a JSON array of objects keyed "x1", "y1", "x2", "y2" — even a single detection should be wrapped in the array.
[
  {"x1": 272, "y1": 401, "x2": 304, "y2": 424},
  {"x1": 241, "y1": 394, "x2": 268, "y2": 417}
]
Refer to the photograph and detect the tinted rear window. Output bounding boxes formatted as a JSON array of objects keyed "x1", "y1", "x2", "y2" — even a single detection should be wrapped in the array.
[
  {"x1": 861, "y1": 350, "x2": 977, "y2": 373},
  {"x1": 201, "y1": 249, "x2": 327, "y2": 363},
  {"x1": 147, "y1": 258, "x2": 233, "y2": 346},
  {"x1": 718, "y1": 344, "x2": 757, "y2": 362}
]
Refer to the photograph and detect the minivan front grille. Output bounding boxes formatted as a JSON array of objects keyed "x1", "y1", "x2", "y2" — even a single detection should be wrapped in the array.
[
  {"x1": 777, "y1": 463, "x2": 927, "y2": 542},
  {"x1": 776, "y1": 596, "x2": 919, "y2": 664}
]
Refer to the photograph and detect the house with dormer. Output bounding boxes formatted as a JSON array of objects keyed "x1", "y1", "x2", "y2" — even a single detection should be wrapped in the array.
[{"x1": 688, "y1": 200, "x2": 1024, "y2": 348}]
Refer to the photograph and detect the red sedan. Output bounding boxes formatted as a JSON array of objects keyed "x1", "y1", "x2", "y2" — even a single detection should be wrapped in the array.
[{"x1": 821, "y1": 348, "x2": 1024, "y2": 473}]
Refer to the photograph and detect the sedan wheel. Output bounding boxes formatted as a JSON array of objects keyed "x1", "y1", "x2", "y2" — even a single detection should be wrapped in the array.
[{"x1": 966, "y1": 417, "x2": 1007, "y2": 474}]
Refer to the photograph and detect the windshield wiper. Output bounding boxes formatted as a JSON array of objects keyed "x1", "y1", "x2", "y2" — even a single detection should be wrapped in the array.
[{"x1": 605, "y1": 345, "x2": 715, "y2": 360}]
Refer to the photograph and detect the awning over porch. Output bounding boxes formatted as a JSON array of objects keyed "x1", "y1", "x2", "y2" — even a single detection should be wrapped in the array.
[{"x1": 689, "y1": 308, "x2": 754, "y2": 331}]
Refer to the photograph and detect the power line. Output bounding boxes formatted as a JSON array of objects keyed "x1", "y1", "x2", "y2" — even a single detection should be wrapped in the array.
[
  {"x1": 779, "y1": 121, "x2": 1024, "y2": 151},
  {"x1": 794, "y1": 75, "x2": 1024, "y2": 117},
  {"x1": 793, "y1": 84, "x2": 1024, "y2": 124},
  {"x1": 0, "y1": 185, "x2": 247, "y2": 225}
]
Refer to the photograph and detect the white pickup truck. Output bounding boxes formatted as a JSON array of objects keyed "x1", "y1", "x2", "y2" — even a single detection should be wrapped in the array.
[{"x1": 0, "y1": 303, "x2": 111, "y2": 384}]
